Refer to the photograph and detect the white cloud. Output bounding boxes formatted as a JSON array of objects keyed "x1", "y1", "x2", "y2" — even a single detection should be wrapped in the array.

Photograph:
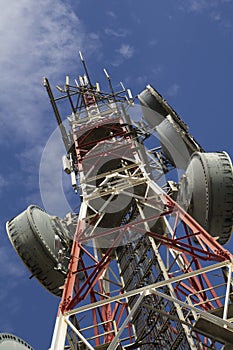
[
  {"x1": 136, "y1": 70, "x2": 161, "y2": 86},
  {"x1": 0, "y1": 1, "x2": 101, "y2": 213},
  {"x1": 0, "y1": 1, "x2": 99, "y2": 143},
  {"x1": 89, "y1": 32, "x2": 100, "y2": 40},
  {"x1": 39, "y1": 123, "x2": 74, "y2": 217},
  {"x1": 178, "y1": 0, "x2": 233, "y2": 16},
  {"x1": 0, "y1": 246, "x2": 26, "y2": 280},
  {"x1": 190, "y1": 0, "x2": 207, "y2": 12},
  {"x1": 0, "y1": 175, "x2": 8, "y2": 192},
  {"x1": 167, "y1": 83, "x2": 180, "y2": 97},
  {"x1": 211, "y1": 12, "x2": 221, "y2": 21},
  {"x1": 178, "y1": 0, "x2": 208, "y2": 12},
  {"x1": 111, "y1": 44, "x2": 135, "y2": 67},
  {"x1": 178, "y1": 0, "x2": 233, "y2": 33},
  {"x1": 126, "y1": 64, "x2": 163, "y2": 88},
  {"x1": 152, "y1": 65, "x2": 163, "y2": 77},
  {"x1": 105, "y1": 28, "x2": 129, "y2": 38},
  {"x1": 117, "y1": 44, "x2": 135, "y2": 59},
  {"x1": 0, "y1": 245, "x2": 27, "y2": 324},
  {"x1": 148, "y1": 39, "x2": 158, "y2": 47},
  {"x1": 106, "y1": 11, "x2": 117, "y2": 18},
  {"x1": 136, "y1": 75, "x2": 150, "y2": 86}
]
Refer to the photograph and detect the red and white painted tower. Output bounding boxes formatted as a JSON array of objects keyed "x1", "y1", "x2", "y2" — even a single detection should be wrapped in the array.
[{"x1": 7, "y1": 54, "x2": 233, "y2": 350}]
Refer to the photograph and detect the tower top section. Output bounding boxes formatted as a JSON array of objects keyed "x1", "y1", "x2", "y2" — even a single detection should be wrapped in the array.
[{"x1": 43, "y1": 51, "x2": 134, "y2": 152}]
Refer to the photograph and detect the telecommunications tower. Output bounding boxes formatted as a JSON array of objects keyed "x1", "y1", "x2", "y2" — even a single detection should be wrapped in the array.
[{"x1": 6, "y1": 53, "x2": 233, "y2": 350}]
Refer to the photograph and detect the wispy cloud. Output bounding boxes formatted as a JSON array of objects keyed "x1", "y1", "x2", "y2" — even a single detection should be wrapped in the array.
[
  {"x1": 0, "y1": 175, "x2": 8, "y2": 192},
  {"x1": 210, "y1": 12, "x2": 221, "y2": 21},
  {"x1": 39, "y1": 124, "x2": 73, "y2": 217},
  {"x1": 0, "y1": 3, "x2": 70, "y2": 136},
  {"x1": 178, "y1": 0, "x2": 209, "y2": 12},
  {"x1": 0, "y1": 245, "x2": 26, "y2": 280},
  {"x1": 0, "y1": 2, "x2": 100, "y2": 213},
  {"x1": 117, "y1": 44, "x2": 135, "y2": 59},
  {"x1": 148, "y1": 39, "x2": 158, "y2": 47},
  {"x1": 136, "y1": 75, "x2": 150, "y2": 86},
  {"x1": 167, "y1": 83, "x2": 180, "y2": 97},
  {"x1": 178, "y1": 0, "x2": 233, "y2": 30},
  {"x1": 0, "y1": 1, "x2": 99, "y2": 143},
  {"x1": 0, "y1": 244, "x2": 27, "y2": 327},
  {"x1": 136, "y1": 67, "x2": 163, "y2": 87},
  {"x1": 105, "y1": 28, "x2": 129, "y2": 38},
  {"x1": 17, "y1": 145, "x2": 44, "y2": 176},
  {"x1": 106, "y1": 11, "x2": 117, "y2": 18},
  {"x1": 111, "y1": 44, "x2": 135, "y2": 67},
  {"x1": 178, "y1": 0, "x2": 233, "y2": 11},
  {"x1": 181, "y1": 0, "x2": 207, "y2": 12}
]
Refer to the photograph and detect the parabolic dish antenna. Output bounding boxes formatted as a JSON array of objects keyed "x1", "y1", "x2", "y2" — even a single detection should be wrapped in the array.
[
  {"x1": 0, "y1": 333, "x2": 33, "y2": 350},
  {"x1": 178, "y1": 151, "x2": 233, "y2": 245},
  {"x1": 6, "y1": 205, "x2": 74, "y2": 296}
]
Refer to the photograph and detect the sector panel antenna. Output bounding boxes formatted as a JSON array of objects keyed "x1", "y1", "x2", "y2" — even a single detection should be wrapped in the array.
[
  {"x1": 178, "y1": 151, "x2": 233, "y2": 245},
  {"x1": 6, "y1": 205, "x2": 73, "y2": 296}
]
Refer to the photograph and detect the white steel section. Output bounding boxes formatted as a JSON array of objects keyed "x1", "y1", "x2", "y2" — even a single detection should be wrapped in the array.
[
  {"x1": 49, "y1": 314, "x2": 67, "y2": 350},
  {"x1": 115, "y1": 249, "x2": 138, "y2": 343},
  {"x1": 148, "y1": 236, "x2": 197, "y2": 349},
  {"x1": 65, "y1": 261, "x2": 230, "y2": 316},
  {"x1": 136, "y1": 186, "x2": 195, "y2": 346},
  {"x1": 107, "y1": 292, "x2": 145, "y2": 350},
  {"x1": 61, "y1": 260, "x2": 233, "y2": 349},
  {"x1": 150, "y1": 288, "x2": 233, "y2": 331},
  {"x1": 65, "y1": 317, "x2": 96, "y2": 350}
]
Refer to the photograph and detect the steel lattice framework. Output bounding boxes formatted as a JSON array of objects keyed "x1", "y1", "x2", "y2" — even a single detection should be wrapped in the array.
[{"x1": 44, "y1": 56, "x2": 233, "y2": 350}]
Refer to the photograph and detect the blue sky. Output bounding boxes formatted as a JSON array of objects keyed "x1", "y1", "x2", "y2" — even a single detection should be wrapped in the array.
[{"x1": 0, "y1": 0, "x2": 233, "y2": 349}]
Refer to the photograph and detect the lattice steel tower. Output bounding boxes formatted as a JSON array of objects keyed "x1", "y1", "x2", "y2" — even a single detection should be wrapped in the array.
[{"x1": 6, "y1": 54, "x2": 233, "y2": 350}]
